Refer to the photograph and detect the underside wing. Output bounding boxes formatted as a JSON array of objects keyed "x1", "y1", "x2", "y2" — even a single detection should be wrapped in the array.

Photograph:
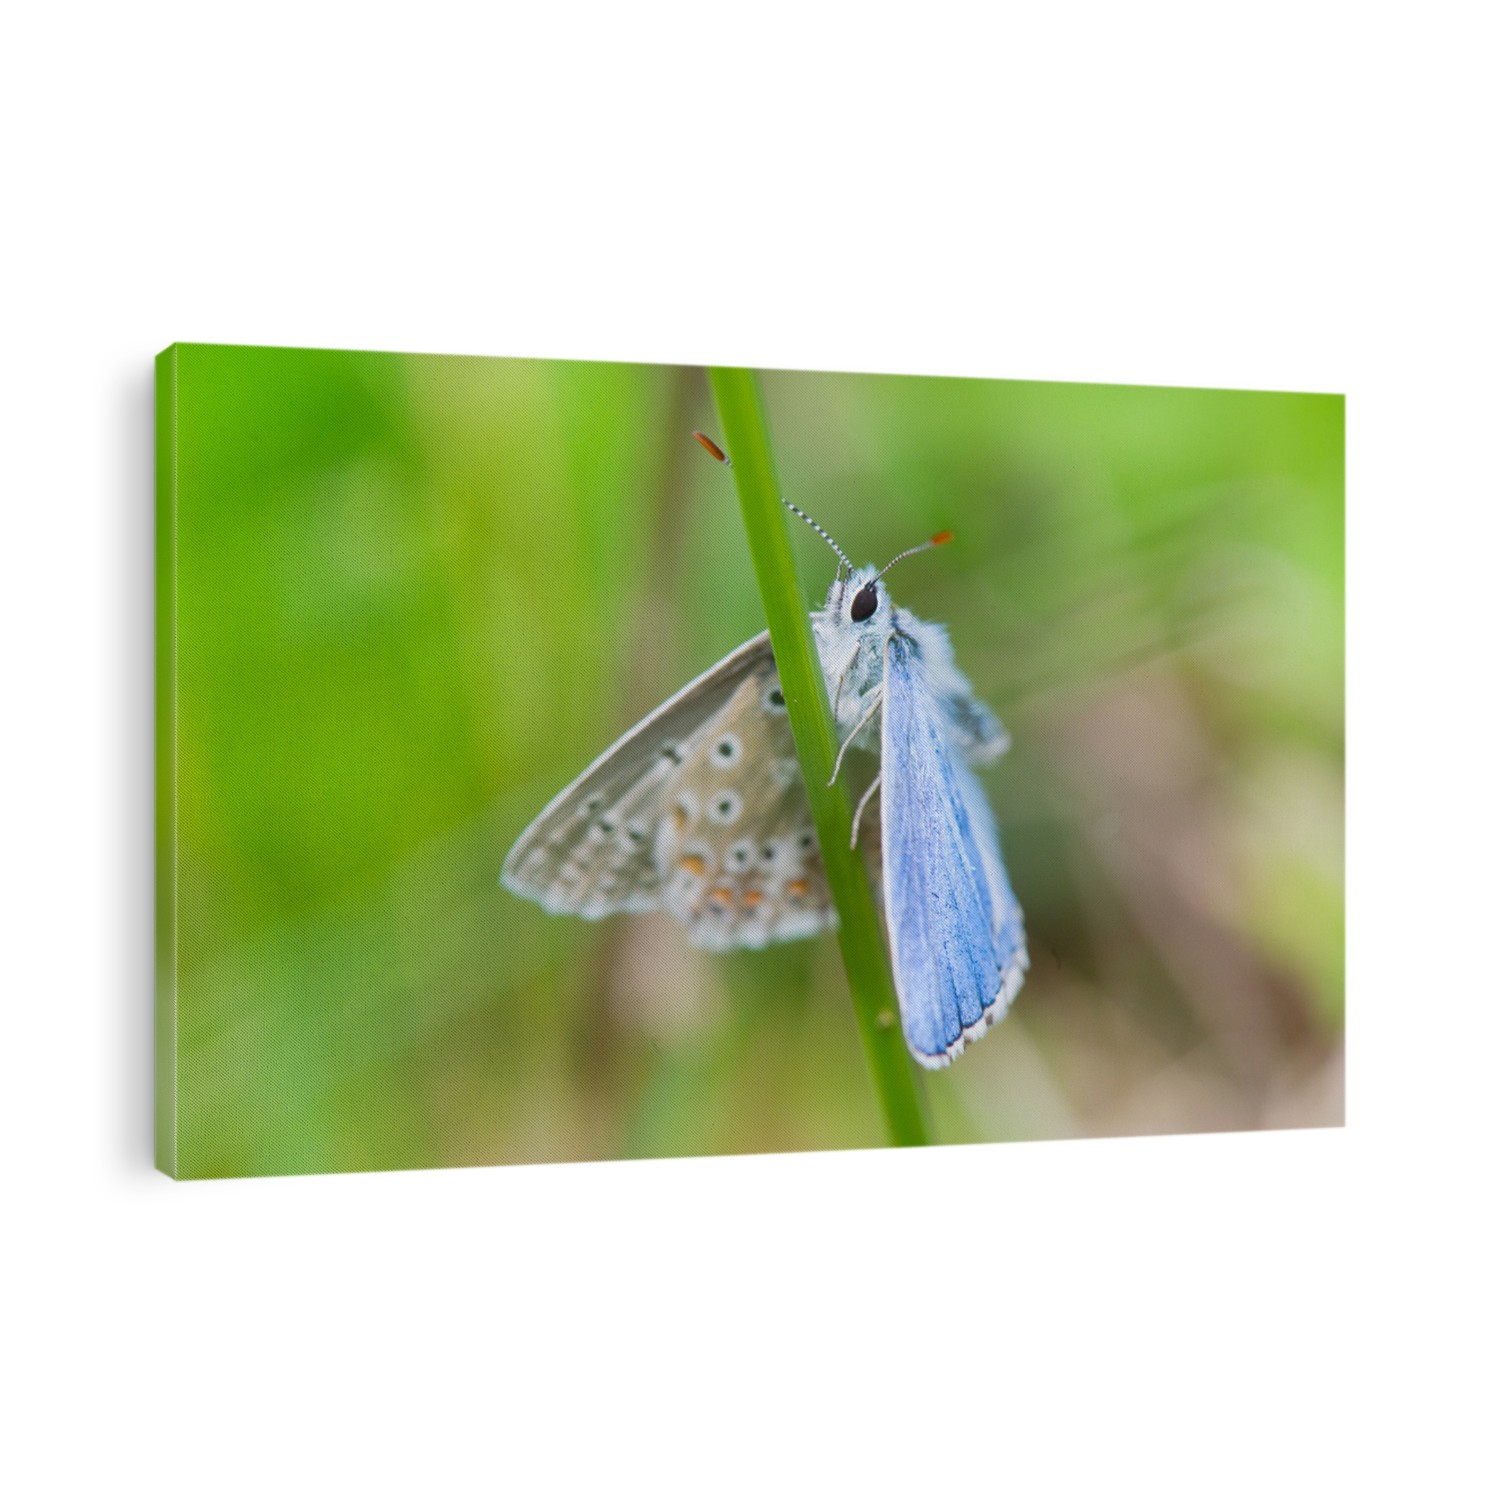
[
  {"x1": 881, "y1": 630, "x2": 1027, "y2": 1067},
  {"x1": 656, "y1": 670, "x2": 835, "y2": 950},
  {"x1": 501, "y1": 631, "x2": 838, "y2": 948},
  {"x1": 501, "y1": 633, "x2": 776, "y2": 918}
]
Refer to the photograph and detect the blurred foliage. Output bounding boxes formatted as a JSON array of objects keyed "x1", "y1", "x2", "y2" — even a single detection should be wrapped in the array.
[{"x1": 165, "y1": 344, "x2": 1343, "y2": 1178}]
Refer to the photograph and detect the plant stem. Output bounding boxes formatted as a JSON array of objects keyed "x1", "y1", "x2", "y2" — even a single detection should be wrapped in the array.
[{"x1": 708, "y1": 367, "x2": 931, "y2": 1147}]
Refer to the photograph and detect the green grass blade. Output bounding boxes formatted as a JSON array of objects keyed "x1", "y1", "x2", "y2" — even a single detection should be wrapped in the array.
[{"x1": 708, "y1": 367, "x2": 931, "y2": 1147}]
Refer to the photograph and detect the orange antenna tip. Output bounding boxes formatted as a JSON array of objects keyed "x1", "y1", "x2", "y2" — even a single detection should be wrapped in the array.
[
  {"x1": 692, "y1": 431, "x2": 731, "y2": 466},
  {"x1": 931, "y1": 529, "x2": 954, "y2": 546}
]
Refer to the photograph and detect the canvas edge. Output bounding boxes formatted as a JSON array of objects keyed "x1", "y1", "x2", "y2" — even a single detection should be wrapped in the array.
[{"x1": 154, "y1": 344, "x2": 180, "y2": 1179}]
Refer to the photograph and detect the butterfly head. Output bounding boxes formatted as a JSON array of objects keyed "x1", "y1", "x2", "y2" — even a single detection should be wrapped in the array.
[
  {"x1": 822, "y1": 531, "x2": 955, "y2": 637},
  {"x1": 827, "y1": 565, "x2": 894, "y2": 636},
  {"x1": 776, "y1": 495, "x2": 954, "y2": 633}
]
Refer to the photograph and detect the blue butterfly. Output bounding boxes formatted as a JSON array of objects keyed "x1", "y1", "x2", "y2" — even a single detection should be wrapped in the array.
[
  {"x1": 808, "y1": 515, "x2": 1028, "y2": 1065},
  {"x1": 503, "y1": 499, "x2": 1027, "y2": 1068}
]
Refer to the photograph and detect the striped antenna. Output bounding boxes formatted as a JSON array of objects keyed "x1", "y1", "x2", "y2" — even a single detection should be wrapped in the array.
[
  {"x1": 877, "y1": 529, "x2": 953, "y2": 580},
  {"x1": 782, "y1": 499, "x2": 854, "y2": 580},
  {"x1": 692, "y1": 432, "x2": 855, "y2": 582}
]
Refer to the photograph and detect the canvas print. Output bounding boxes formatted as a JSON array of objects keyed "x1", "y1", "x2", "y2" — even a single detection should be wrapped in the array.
[{"x1": 155, "y1": 344, "x2": 1344, "y2": 1179}]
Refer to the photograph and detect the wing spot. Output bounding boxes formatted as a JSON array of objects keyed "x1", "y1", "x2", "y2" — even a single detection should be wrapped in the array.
[
  {"x1": 707, "y1": 790, "x2": 744, "y2": 825},
  {"x1": 679, "y1": 853, "x2": 707, "y2": 877},
  {"x1": 797, "y1": 831, "x2": 816, "y2": 851},
  {"x1": 660, "y1": 741, "x2": 684, "y2": 765},
  {"x1": 707, "y1": 886, "x2": 734, "y2": 911},
  {"x1": 742, "y1": 889, "x2": 765, "y2": 908},
  {"x1": 785, "y1": 878, "x2": 809, "y2": 903},
  {"x1": 762, "y1": 684, "x2": 788, "y2": 714},
  {"x1": 583, "y1": 794, "x2": 604, "y2": 816},
  {"x1": 772, "y1": 757, "x2": 801, "y2": 788},
  {"x1": 712, "y1": 734, "x2": 743, "y2": 768},
  {"x1": 725, "y1": 840, "x2": 754, "y2": 873},
  {"x1": 624, "y1": 820, "x2": 648, "y2": 845}
]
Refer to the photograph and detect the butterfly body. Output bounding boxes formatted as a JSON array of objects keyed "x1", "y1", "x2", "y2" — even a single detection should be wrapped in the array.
[
  {"x1": 502, "y1": 556, "x2": 1027, "y2": 1067},
  {"x1": 813, "y1": 565, "x2": 1010, "y2": 766}
]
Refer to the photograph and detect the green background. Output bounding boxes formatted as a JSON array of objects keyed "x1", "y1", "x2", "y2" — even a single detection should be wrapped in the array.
[{"x1": 158, "y1": 344, "x2": 1343, "y2": 1179}]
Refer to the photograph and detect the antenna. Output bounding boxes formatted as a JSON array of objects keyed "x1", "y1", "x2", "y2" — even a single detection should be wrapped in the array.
[
  {"x1": 781, "y1": 499, "x2": 854, "y2": 580},
  {"x1": 691, "y1": 431, "x2": 732, "y2": 467},
  {"x1": 691, "y1": 432, "x2": 856, "y2": 582},
  {"x1": 877, "y1": 530, "x2": 954, "y2": 580}
]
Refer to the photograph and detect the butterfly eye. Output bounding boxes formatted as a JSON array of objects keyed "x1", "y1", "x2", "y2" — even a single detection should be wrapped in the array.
[{"x1": 851, "y1": 584, "x2": 878, "y2": 622}]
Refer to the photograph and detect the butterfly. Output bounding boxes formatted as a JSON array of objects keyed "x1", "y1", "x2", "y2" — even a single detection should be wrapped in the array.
[{"x1": 501, "y1": 471, "x2": 1027, "y2": 1068}]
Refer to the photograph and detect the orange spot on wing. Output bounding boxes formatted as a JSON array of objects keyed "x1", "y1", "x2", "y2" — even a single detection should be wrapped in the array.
[
  {"x1": 742, "y1": 889, "x2": 764, "y2": 908},
  {"x1": 708, "y1": 886, "x2": 734, "y2": 908},
  {"x1": 785, "y1": 878, "x2": 809, "y2": 901},
  {"x1": 679, "y1": 854, "x2": 706, "y2": 877}
]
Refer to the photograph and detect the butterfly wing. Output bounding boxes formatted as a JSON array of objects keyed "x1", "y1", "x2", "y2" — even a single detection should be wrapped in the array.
[
  {"x1": 657, "y1": 669, "x2": 834, "y2": 951},
  {"x1": 952, "y1": 751, "x2": 1027, "y2": 983},
  {"x1": 502, "y1": 632, "x2": 837, "y2": 947},
  {"x1": 880, "y1": 629, "x2": 1027, "y2": 1068},
  {"x1": 502, "y1": 633, "x2": 775, "y2": 919},
  {"x1": 944, "y1": 690, "x2": 1011, "y2": 766},
  {"x1": 893, "y1": 612, "x2": 1012, "y2": 766}
]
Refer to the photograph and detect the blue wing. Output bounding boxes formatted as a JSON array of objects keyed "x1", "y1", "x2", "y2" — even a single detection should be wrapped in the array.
[{"x1": 880, "y1": 631, "x2": 1028, "y2": 1068}]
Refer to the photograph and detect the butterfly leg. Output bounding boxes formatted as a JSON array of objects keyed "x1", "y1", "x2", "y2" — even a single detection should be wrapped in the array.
[
  {"x1": 828, "y1": 691, "x2": 883, "y2": 786},
  {"x1": 830, "y1": 642, "x2": 861, "y2": 722},
  {"x1": 849, "y1": 773, "x2": 881, "y2": 849}
]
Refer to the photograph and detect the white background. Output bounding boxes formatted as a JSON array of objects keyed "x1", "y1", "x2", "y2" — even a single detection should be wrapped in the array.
[{"x1": 3, "y1": 3, "x2": 1496, "y2": 1495}]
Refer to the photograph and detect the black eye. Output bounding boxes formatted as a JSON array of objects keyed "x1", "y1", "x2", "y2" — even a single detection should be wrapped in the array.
[{"x1": 851, "y1": 584, "x2": 878, "y2": 622}]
